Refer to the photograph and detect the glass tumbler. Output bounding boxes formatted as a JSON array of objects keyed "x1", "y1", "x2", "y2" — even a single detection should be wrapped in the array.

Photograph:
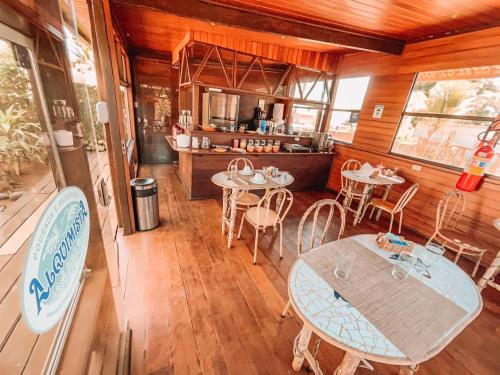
[
  {"x1": 391, "y1": 251, "x2": 415, "y2": 280},
  {"x1": 421, "y1": 242, "x2": 445, "y2": 267},
  {"x1": 230, "y1": 165, "x2": 237, "y2": 181},
  {"x1": 334, "y1": 250, "x2": 356, "y2": 280}
]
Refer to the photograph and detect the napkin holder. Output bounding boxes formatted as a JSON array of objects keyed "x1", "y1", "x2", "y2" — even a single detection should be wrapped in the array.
[{"x1": 376, "y1": 233, "x2": 413, "y2": 253}]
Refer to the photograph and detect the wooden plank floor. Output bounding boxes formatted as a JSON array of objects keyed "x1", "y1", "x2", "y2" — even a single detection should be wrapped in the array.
[{"x1": 118, "y1": 164, "x2": 500, "y2": 375}]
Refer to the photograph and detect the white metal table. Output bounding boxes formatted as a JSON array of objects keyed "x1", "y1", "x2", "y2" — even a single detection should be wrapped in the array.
[
  {"x1": 211, "y1": 170, "x2": 294, "y2": 248},
  {"x1": 288, "y1": 234, "x2": 482, "y2": 375},
  {"x1": 341, "y1": 171, "x2": 405, "y2": 225}
]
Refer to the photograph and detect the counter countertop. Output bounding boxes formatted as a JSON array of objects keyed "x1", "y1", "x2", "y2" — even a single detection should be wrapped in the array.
[
  {"x1": 166, "y1": 136, "x2": 336, "y2": 156},
  {"x1": 189, "y1": 129, "x2": 313, "y2": 140}
]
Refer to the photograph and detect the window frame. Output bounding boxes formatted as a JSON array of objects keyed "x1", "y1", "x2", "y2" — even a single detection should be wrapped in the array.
[
  {"x1": 390, "y1": 73, "x2": 499, "y2": 178},
  {"x1": 327, "y1": 75, "x2": 371, "y2": 145},
  {"x1": 289, "y1": 102, "x2": 326, "y2": 134}
]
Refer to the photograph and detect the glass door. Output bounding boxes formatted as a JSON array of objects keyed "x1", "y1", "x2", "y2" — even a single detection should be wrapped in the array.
[{"x1": 0, "y1": 22, "x2": 68, "y2": 374}]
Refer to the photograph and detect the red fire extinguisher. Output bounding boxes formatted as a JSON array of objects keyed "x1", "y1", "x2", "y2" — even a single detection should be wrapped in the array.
[{"x1": 456, "y1": 114, "x2": 500, "y2": 192}]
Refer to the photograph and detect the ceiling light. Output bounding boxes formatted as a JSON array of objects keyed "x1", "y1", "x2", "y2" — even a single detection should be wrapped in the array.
[{"x1": 210, "y1": 22, "x2": 216, "y2": 26}]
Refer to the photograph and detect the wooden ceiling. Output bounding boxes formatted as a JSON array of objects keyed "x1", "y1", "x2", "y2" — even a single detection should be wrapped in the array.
[
  {"x1": 110, "y1": 3, "x2": 351, "y2": 55},
  {"x1": 109, "y1": 0, "x2": 500, "y2": 59},
  {"x1": 210, "y1": 0, "x2": 500, "y2": 42}
]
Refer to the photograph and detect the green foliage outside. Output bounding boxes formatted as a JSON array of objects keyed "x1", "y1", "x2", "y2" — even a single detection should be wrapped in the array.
[
  {"x1": 408, "y1": 79, "x2": 500, "y2": 137},
  {"x1": 0, "y1": 40, "x2": 47, "y2": 190}
]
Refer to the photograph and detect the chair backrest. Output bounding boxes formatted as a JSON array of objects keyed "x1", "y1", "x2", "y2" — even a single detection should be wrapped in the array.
[
  {"x1": 340, "y1": 159, "x2": 362, "y2": 190},
  {"x1": 227, "y1": 157, "x2": 254, "y2": 171},
  {"x1": 297, "y1": 199, "x2": 346, "y2": 255},
  {"x1": 255, "y1": 188, "x2": 293, "y2": 227},
  {"x1": 393, "y1": 183, "x2": 420, "y2": 213},
  {"x1": 435, "y1": 190, "x2": 466, "y2": 232}
]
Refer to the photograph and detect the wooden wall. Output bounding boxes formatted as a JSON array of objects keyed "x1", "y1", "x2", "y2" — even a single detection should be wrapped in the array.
[
  {"x1": 327, "y1": 26, "x2": 500, "y2": 265},
  {"x1": 174, "y1": 30, "x2": 341, "y2": 73}
]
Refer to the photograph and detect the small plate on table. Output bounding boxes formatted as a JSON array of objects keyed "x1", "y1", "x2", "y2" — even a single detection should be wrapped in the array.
[
  {"x1": 239, "y1": 169, "x2": 254, "y2": 176},
  {"x1": 249, "y1": 176, "x2": 267, "y2": 185}
]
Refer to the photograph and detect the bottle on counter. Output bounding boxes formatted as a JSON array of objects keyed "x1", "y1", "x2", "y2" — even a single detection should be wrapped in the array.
[
  {"x1": 201, "y1": 136, "x2": 211, "y2": 149},
  {"x1": 192, "y1": 137, "x2": 200, "y2": 149}
]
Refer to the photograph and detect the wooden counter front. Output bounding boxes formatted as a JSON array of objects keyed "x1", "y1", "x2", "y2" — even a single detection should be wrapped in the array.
[{"x1": 167, "y1": 136, "x2": 336, "y2": 199}]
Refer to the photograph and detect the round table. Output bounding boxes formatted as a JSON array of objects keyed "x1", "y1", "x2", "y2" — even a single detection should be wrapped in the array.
[
  {"x1": 211, "y1": 170, "x2": 294, "y2": 248},
  {"x1": 288, "y1": 234, "x2": 482, "y2": 375},
  {"x1": 341, "y1": 171, "x2": 405, "y2": 226}
]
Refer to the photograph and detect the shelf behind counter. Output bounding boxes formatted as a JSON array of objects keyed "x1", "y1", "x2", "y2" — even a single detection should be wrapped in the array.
[{"x1": 166, "y1": 133, "x2": 337, "y2": 199}]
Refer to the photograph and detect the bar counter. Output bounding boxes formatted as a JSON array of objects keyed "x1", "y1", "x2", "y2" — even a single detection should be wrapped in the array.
[{"x1": 166, "y1": 133, "x2": 337, "y2": 199}]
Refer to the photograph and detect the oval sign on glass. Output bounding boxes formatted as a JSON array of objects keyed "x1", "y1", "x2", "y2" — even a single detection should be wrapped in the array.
[{"x1": 21, "y1": 187, "x2": 90, "y2": 333}]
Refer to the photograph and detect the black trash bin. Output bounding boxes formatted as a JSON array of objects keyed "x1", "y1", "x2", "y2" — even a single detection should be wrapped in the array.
[{"x1": 130, "y1": 178, "x2": 159, "y2": 231}]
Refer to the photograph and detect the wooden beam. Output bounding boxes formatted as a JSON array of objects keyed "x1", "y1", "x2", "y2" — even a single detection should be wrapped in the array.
[
  {"x1": 183, "y1": 47, "x2": 192, "y2": 82},
  {"x1": 92, "y1": 0, "x2": 135, "y2": 234},
  {"x1": 192, "y1": 45, "x2": 215, "y2": 82},
  {"x1": 273, "y1": 64, "x2": 293, "y2": 95},
  {"x1": 110, "y1": 0, "x2": 405, "y2": 54},
  {"x1": 294, "y1": 67, "x2": 304, "y2": 99},
  {"x1": 305, "y1": 70, "x2": 323, "y2": 100},
  {"x1": 257, "y1": 57, "x2": 272, "y2": 94},
  {"x1": 236, "y1": 56, "x2": 257, "y2": 89},
  {"x1": 172, "y1": 30, "x2": 192, "y2": 64},
  {"x1": 214, "y1": 46, "x2": 231, "y2": 87},
  {"x1": 232, "y1": 51, "x2": 237, "y2": 88}
]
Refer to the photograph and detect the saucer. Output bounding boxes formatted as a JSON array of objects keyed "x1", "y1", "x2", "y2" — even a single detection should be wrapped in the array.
[
  {"x1": 239, "y1": 170, "x2": 254, "y2": 176},
  {"x1": 249, "y1": 176, "x2": 266, "y2": 185}
]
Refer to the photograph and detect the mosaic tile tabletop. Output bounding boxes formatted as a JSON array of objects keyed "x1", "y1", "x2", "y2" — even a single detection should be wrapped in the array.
[{"x1": 289, "y1": 234, "x2": 482, "y2": 361}]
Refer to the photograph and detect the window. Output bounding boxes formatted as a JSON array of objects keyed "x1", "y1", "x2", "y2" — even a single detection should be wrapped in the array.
[
  {"x1": 64, "y1": 26, "x2": 105, "y2": 161},
  {"x1": 391, "y1": 68, "x2": 500, "y2": 176},
  {"x1": 0, "y1": 37, "x2": 58, "y2": 221},
  {"x1": 290, "y1": 104, "x2": 324, "y2": 134},
  {"x1": 328, "y1": 76, "x2": 370, "y2": 143},
  {"x1": 0, "y1": 25, "x2": 64, "y2": 258},
  {"x1": 120, "y1": 85, "x2": 132, "y2": 143}
]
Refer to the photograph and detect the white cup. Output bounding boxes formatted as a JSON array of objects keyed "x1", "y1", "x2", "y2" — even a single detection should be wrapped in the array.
[
  {"x1": 242, "y1": 165, "x2": 252, "y2": 174},
  {"x1": 54, "y1": 130, "x2": 74, "y2": 147}
]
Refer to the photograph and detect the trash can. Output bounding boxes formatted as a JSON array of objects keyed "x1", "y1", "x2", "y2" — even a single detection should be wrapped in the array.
[{"x1": 131, "y1": 178, "x2": 159, "y2": 231}]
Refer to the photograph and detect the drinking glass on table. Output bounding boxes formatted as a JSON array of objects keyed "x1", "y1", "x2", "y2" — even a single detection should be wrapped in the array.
[
  {"x1": 334, "y1": 250, "x2": 356, "y2": 280},
  {"x1": 391, "y1": 251, "x2": 415, "y2": 280},
  {"x1": 421, "y1": 242, "x2": 445, "y2": 268},
  {"x1": 229, "y1": 165, "x2": 237, "y2": 180}
]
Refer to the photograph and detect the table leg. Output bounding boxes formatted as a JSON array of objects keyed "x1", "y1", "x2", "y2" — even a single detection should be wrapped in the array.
[
  {"x1": 227, "y1": 187, "x2": 238, "y2": 249},
  {"x1": 399, "y1": 364, "x2": 419, "y2": 375},
  {"x1": 221, "y1": 188, "x2": 229, "y2": 234},
  {"x1": 353, "y1": 184, "x2": 371, "y2": 226},
  {"x1": 333, "y1": 352, "x2": 361, "y2": 375},
  {"x1": 292, "y1": 325, "x2": 312, "y2": 371}
]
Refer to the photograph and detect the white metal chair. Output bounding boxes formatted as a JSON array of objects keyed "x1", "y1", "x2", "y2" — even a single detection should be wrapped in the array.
[
  {"x1": 478, "y1": 218, "x2": 500, "y2": 292},
  {"x1": 227, "y1": 158, "x2": 260, "y2": 210},
  {"x1": 281, "y1": 199, "x2": 346, "y2": 317},
  {"x1": 335, "y1": 159, "x2": 364, "y2": 206},
  {"x1": 426, "y1": 190, "x2": 487, "y2": 277},
  {"x1": 237, "y1": 188, "x2": 293, "y2": 264},
  {"x1": 478, "y1": 250, "x2": 500, "y2": 292},
  {"x1": 361, "y1": 183, "x2": 419, "y2": 233}
]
